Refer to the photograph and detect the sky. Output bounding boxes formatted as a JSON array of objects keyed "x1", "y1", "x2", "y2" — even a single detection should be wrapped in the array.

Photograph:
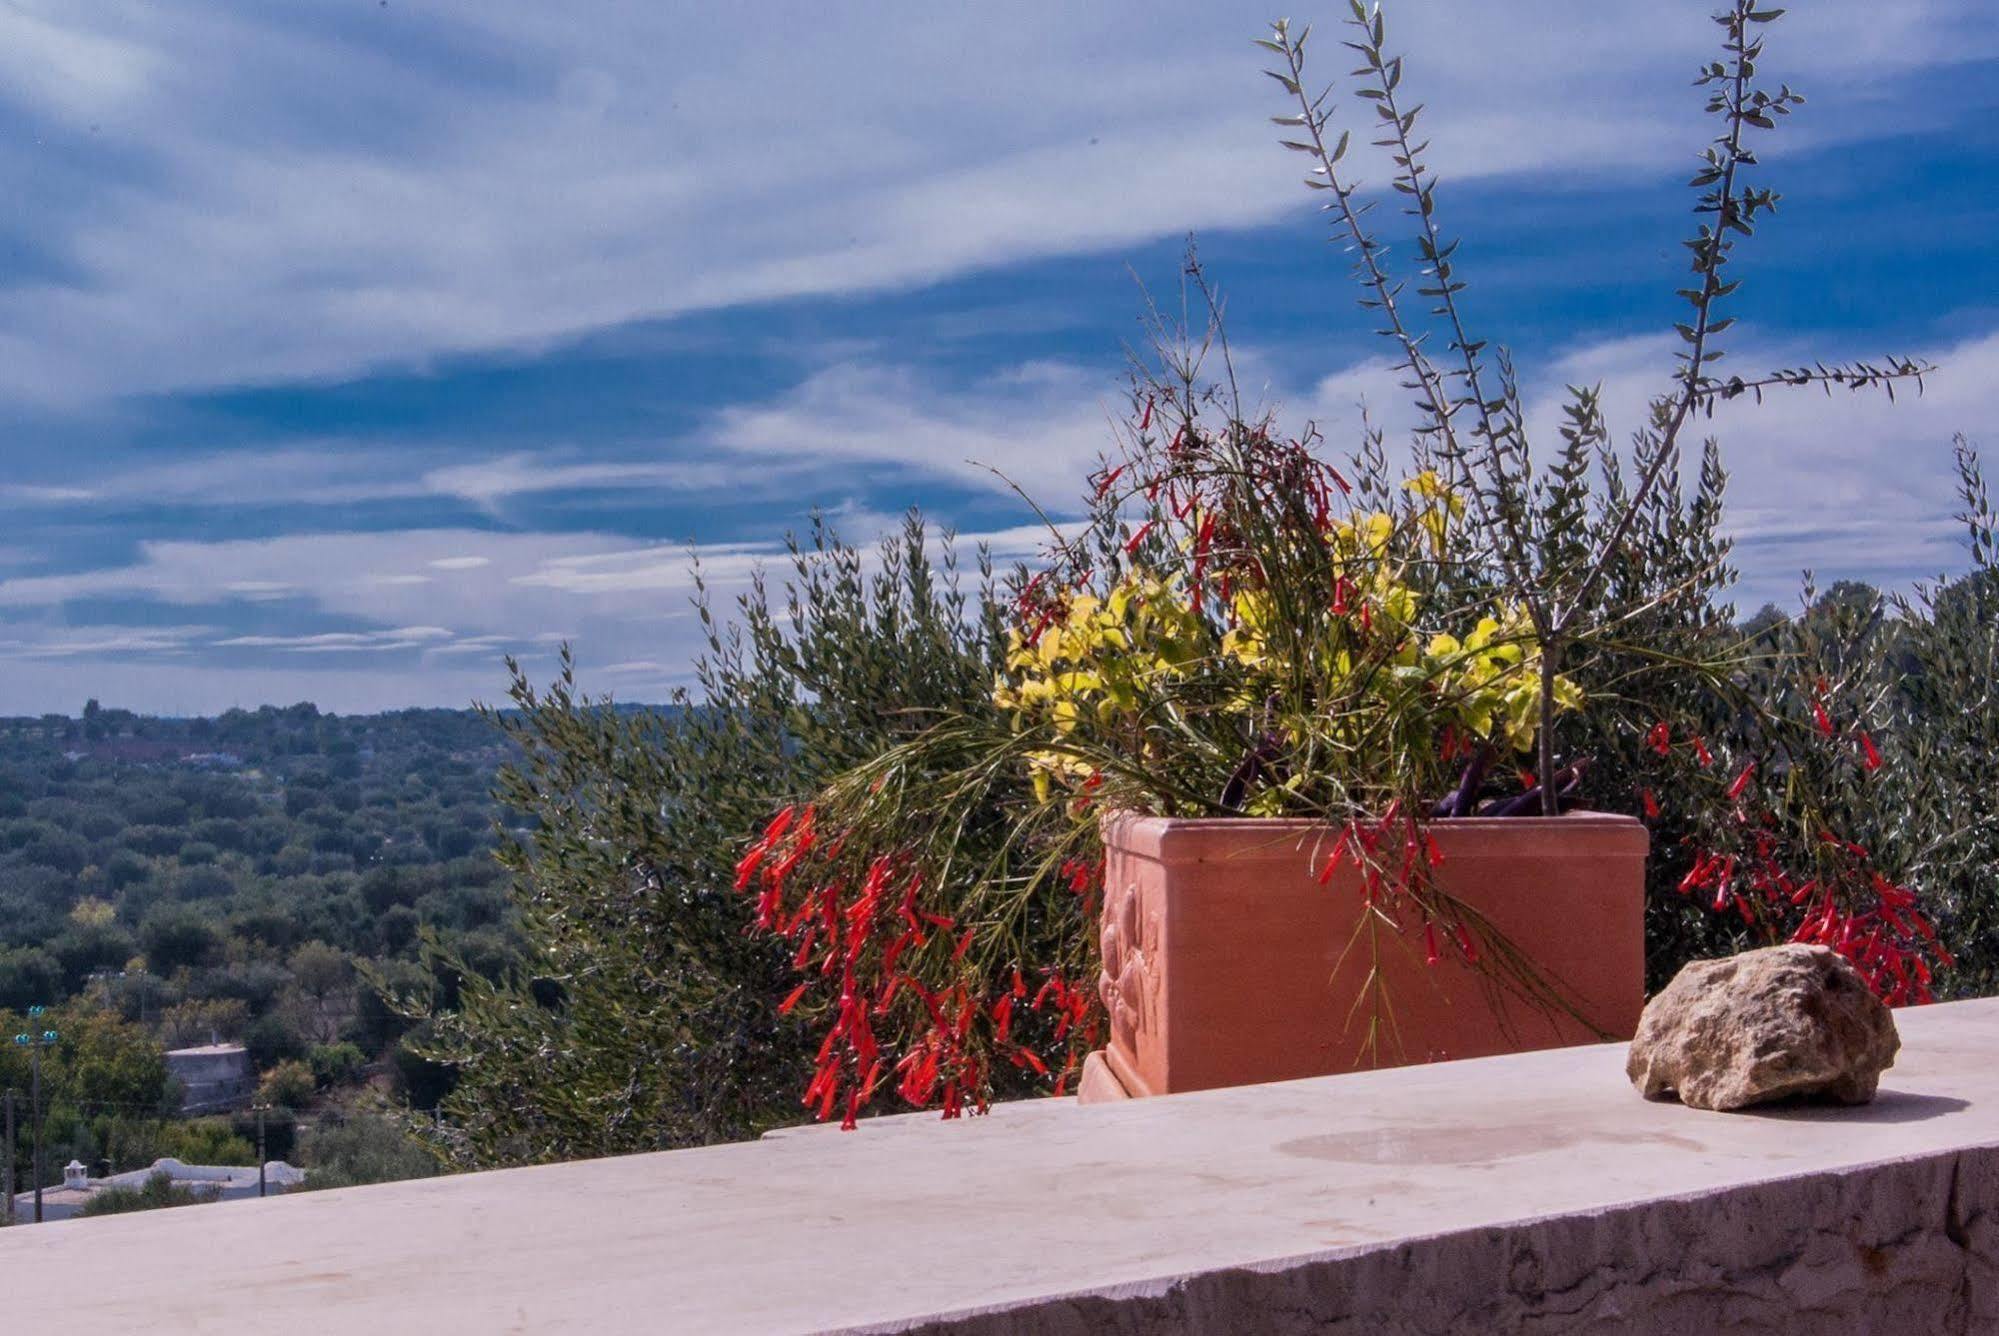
[{"x1": 0, "y1": 1, "x2": 1995, "y2": 716}]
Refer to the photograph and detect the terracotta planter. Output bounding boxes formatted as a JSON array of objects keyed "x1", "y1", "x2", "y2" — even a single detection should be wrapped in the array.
[{"x1": 1083, "y1": 810, "x2": 1647, "y2": 1102}]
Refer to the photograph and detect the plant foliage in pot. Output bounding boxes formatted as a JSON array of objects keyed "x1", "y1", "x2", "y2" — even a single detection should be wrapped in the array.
[{"x1": 730, "y1": 0, "x2": 1931, "y2": 1125}]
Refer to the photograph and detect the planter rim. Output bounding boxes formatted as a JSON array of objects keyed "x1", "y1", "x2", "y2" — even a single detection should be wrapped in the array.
[{"x1": 1101, "y1": 808, "x2": 1647, "y2": 863}]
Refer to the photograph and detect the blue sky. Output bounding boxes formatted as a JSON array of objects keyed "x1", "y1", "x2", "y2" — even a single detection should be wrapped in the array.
[{"x1": 0, "y1": 1, "x2": 1994, "y2": 715}]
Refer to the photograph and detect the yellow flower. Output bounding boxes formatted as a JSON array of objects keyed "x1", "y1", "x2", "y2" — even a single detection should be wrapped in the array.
[{"x1": 1403, "y1": 469, "x2": 1449, "y2": 500}]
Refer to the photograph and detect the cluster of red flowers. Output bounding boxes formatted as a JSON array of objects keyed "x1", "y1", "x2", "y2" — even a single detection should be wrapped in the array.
[
  {"x1": 1313, "y1": 803, "x2": 1469, "y2": 968},
  {"x1": 1081, "y1": 417, "x2": 1360, "y2": 625},
  {"x1": 736, "y1": 805, "x2": 1099, "y2": 1128},
  {"x1": 1677, "y1": 819, "x2": 1947, "y2": 1006},
  {"x1": 1667, "y1": 686, "x2": 1945, "y2": 1007}
]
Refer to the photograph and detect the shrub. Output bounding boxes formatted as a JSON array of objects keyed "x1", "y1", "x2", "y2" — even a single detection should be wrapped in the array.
[
  {"x1": 401, "y1": 516, "x2": 1004, "y2": 1165},
  {"x1": 256, "y1": 1059, "x2": 316, "y2": 1110},
  {"x1": 308, "y1": 1041, "x2": 367, "y2": 1087},
  {"x1": 78, "y1": 1171, "x2": 217, "y2": 1217},
  {"x1": 294, "y1": 1110, "x2": 438, "y2": 1192}
]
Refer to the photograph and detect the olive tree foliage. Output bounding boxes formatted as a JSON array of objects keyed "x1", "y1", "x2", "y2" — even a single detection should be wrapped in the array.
[
  {"x1": 1638, "y1": 440, "x2": 1998, "y2": 998},
  {"x1": 1882, "y1": 441, "x2": 1999, "y2": 996},
  {"x1": 1259, "y1": 1, "x2": 1927, "y2": 812},
  {"x1": 402, "y1": 516, "x2": 1005, "y2": 1166}
]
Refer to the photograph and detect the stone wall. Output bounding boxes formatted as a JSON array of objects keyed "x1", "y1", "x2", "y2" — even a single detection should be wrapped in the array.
[
  {"x1": 7, "y1": 1000, "x2": 1999, "y2": 1334},
  {"x1": 883, "y1": 1147, "x2": 1996, "y2": 1334}
]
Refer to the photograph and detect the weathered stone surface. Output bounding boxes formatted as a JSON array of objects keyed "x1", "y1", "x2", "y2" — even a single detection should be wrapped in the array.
[
  {"x1": 1627, "y1": 943, "x2": 1899, "y2": 1111},
  {"x1": 10, "y1": 999, "x2": 1996, "y2": 1335}
]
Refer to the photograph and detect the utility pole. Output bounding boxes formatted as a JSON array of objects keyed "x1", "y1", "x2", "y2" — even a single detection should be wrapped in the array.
[
  {"x1": 3, "y1": 1087, "x2": 14, "y2": 1225},
  {"x1": 12, "y1": 1006, "x2": 58, "y2": 1224},
  {"x1": 254, "y1": 1103, "x2": 270, "y2": 1197}
]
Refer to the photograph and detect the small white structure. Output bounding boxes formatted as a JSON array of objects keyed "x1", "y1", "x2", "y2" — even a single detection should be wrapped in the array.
[
  {"x1": 62, "y1": 1160, "x2": 88, "y2": 1191},
  {"x1": 164, "y1": 1043, "x2": 254, "y2": 1113}
]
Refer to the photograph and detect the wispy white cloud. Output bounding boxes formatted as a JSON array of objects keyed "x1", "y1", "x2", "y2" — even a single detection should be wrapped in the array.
[
  {"x1": 214, "y1": 626, "x2": 455, "y2": 653},
  {"x1": 1520, "y1": 328, "x2": 1999, "y2": 607},
  {"x1": 0, "y1": 625, "x2": 210, "y2": 659},
  {"x1": 0, "y1": 512, "x2": 1065, "y2": 712},
  {"x1": 710, "y1": 360, "x2": 1119, "y2": 498},
  {"x1": 419, "y1": 453, "x2": 753, "y2": 511},
  {"x1": 0, "y1": 483, "x2": 98, "y2": 503},
  {"x1": 0, "y1": 0, "x2": 1987, "y2": 404}
]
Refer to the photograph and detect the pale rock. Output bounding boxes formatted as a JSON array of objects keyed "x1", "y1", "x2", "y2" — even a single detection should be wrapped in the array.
[{"x1": 1627, "y1": 943, "x2": 1899, "y2": 1111}]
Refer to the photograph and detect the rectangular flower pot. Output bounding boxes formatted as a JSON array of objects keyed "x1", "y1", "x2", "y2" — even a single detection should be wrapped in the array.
[{"x1": 1086, "y1": 810, "x2": 1647, "y2": 1101}]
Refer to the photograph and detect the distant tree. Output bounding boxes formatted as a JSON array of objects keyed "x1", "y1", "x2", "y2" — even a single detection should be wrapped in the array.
[
  {"x1": 121, "y1": 825, "x2": 185, "y2": 858},
  {"x1": 159, "y1": 998, "x2": 249, "y2": 1048},
  {"x1": 0, "y1": 1002, "x2": 171, "y2": 1116},
  {"x1": 19, "y1": 830, "x2": 87, "y2": 875},
  {"x1": 139, "y1": 905, "x2": 224, "y2": 975},
  {"x1": 0, "y1": 946, "x2": 62, "y2": 1010},
  {"x1": 176, "y1": 840, "x2": 220, "y2": 866},
  {"x1": 242, "y1": 1011, "x2": 307, "y2": 1071},
  {"x1": 68, "y1": 897, "x2": 116, "y2": 929},
  {"x1": 48, "y1": 918, "x2": 135, "y2": 991},
  {"x1": 286, "y1": 941, "x2": 354, "y2": 1045},
  {"x1": 89, "y1": 1113, "x2": 253, "y2": 1173},
  {"x1": 104, "y1": 848, "x2": 152, "y2": 891}
]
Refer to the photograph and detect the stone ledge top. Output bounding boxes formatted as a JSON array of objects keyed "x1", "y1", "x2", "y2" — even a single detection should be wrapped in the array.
[{"x1": 7, "y1": 998, "x2": 1997, "y2": 1334}]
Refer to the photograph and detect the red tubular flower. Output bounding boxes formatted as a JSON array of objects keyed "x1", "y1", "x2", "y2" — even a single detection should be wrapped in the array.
[
  {"x1": 778, "y1": 982, "x2": 810, "y2": 1016},
  {"x1": 1328, "y1": 466, "x2": 1352, "y2": 495},
  {"x1": 1859, "y1": 732, "x2": 1883, "y2": 772},
  {"x1": 1423, "y1": 920, "x2": 1441, "y2": 967},
  {"x1": 1317, "y1": 827, "x2": 1351, "y2": 886},
  {"x1": 1693, "y1": 736, "x2": 1713, "y2": 768},
  {"x1": 1646, "y1": 721, "x2": 1671, "y2": 756},
  {"x1": 760, "y1": 805, "x2": 797, "y2": 846},
  {"x1": 1138, "y1": 396, "x2": 1153, "y2": 432},
  {"x1": 1728, "y1": 761, "x2": 1757, "y2": 802},
  {"x1": 817, "y1": 1074, "x2": 840, "y2": 1123},
  {"x1": 1123, "y1": 520, "x2": 1156, "y2": 556},
  {"x1": 1641, "y1": 788, "x2": 1661, "y2": 821},
  {"x1": 1813, "y1": 700, "x2": 1834, "y2": 737}
]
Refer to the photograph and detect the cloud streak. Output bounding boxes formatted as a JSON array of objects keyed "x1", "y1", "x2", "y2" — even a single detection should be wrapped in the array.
[{"x1": 0, "y1": 1, "x2": 1988, "y2": 405}]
